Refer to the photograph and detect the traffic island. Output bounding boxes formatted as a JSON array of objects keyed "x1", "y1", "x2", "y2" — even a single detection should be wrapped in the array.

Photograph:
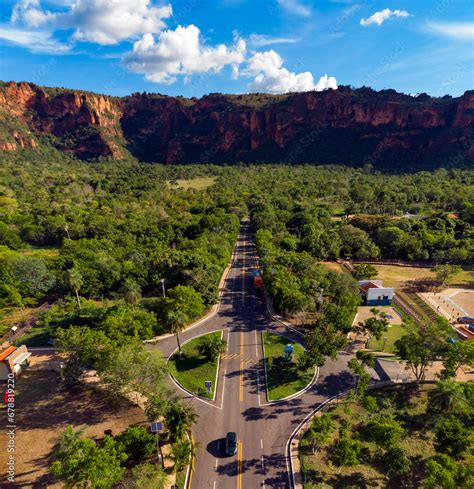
[
  {"x1": 262, "y1": 331, "x2": 314, "y2": 401},
  {"x1": 168, "y1": 331, "x2": 223, "y2": 400}
]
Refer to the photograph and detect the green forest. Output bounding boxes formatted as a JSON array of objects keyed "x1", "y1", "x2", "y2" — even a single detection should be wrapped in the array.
[{"x1": 0, "y1": 149, "x2": 472, "y2": 344}]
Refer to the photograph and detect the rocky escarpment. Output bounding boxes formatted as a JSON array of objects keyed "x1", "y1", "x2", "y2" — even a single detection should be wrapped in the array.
[{"x1": 1, "y1": 81, "x2": 473, "y2": 167}]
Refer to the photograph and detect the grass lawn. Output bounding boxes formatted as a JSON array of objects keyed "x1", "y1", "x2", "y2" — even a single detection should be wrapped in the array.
[
  {"x1": 263, "y1": 332, "x2": 314, "y2": 401},
  {"x1": 367, "y1": 322, "x2": 406, "y2": 353},
  {"x1": 299, "y1": 383, "x2": 450, "y2": 488},
  {"x1": 14, "y1": 323, "x2": 54, "y2": 347},
  {"x1": 168, "y1": 331, "x2": 222, "y2": 399},
  {"x1": 372, "y1": 264, "x2": 474, "y2": 289},
  {"x1": 168, "y1": 177, "x2": 217, "y2": 190}
]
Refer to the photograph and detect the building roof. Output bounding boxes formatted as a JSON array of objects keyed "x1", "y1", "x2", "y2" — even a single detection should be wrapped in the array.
[
  {"x1": 0, "y1": 346, "x2": 17, "y2": 362},
  {"x1": 10, "y1": 350, "x2": 31, "y2": 365},
  {"x1": 457, "y1": 326, "x2": 474, "y2": 341},
  {"x1": 360, "y1": 281, "x2": 383, "y2": 293}
]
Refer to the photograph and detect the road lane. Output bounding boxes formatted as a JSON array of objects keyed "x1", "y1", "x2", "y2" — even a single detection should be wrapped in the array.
[{"x1": 153, "y1": 221, "x2": 357, "y2": 488}]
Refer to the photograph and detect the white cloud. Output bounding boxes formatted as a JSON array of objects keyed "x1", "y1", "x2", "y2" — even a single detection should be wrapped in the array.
[
  {"x1": 11, "y1": 0, "x2": 173, "y2": 45},
  {"x1": 12, "y1": 0, "x2": 56, "y2": 28},
  {"x1": 248, "y1": 34, "x2": 301, "y2": 47},
  {"x1": 425, "y1": 21, "x2": 474, "y2": 40},
  {"x1": 0, "y1": 25, "x2": 71, "y2": 53},
  {"x1": 277, "y1": 0, "x2": 311, "y2": 18},
  {"x1": 360, "y1": 8, "x2": 409, "y2": 27},
  {"x1": 123, "y1": 25, "x2": 247, "y2": 84},
  {"x1": 245, "y1": 49, "x2": 337, "y2": 94}
]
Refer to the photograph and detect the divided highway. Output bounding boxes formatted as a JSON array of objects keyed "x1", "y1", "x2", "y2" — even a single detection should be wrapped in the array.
[{"x1": 155, "y1": 222, "x2": 356, "y2": 488}]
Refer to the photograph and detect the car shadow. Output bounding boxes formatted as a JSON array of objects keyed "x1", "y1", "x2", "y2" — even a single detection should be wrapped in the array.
[{"x1": 206, "y1": 438, "x2": 226, "y2": 458}]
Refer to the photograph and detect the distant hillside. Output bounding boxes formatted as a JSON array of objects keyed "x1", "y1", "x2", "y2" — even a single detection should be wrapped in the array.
[{"x1": 0, "y1": 81, "x2": 473, "y2": 168}]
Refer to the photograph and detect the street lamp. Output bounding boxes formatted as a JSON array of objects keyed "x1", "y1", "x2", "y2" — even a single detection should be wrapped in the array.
[
  {"x1": 160, "y1": 278, "x2": 166, "y2": 298},
  {"x1": 150, "y1": 421, "x2": 164, "y2": 469}
]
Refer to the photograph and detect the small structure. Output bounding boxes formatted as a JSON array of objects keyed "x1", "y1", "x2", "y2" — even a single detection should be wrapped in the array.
[
  {"x1": 359, "y1": 280, "x2": 394, "y2": 306},
  {"x1": 252, "y1": 269, "x2": 263, "y2": 288},
  {"x1": 283, "y1": 344, "x2": 295, "y2": 361},
  {"x1": 0, "y1": 344, "x2": 32, "y2": 380}
]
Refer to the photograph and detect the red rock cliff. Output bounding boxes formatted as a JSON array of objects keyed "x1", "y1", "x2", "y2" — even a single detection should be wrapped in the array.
[{"x1": 1, "y1": 81, "x2": 473, "y2": 167}]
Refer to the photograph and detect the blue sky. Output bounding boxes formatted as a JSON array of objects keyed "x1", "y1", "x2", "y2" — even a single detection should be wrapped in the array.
[{"x1": 0, "y1": 0, "x2": 472, "y2": 97}]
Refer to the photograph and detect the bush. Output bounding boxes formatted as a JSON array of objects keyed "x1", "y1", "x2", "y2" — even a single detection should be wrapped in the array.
[
  {"x1": 115, "y1": 426, "x2": 156, "y2": 461},
  {"x1": 425, "y1": 454, "x2": 458, "y2": 489},
  {"x1": 384, "y1": 446, "x2": 412, "y2": 478},
  {"x1": 434, "y1": 416, "x2": 470, "y2": 457},
  {"x1": 332, "y1": 436, "x2": 361, "y2": 466},
  {"x1": 364, "y1": 415, "x2": 405, "y2": 449},
  {"x1": 361, "y1": 395, "x2": 378, "y2": 412}
]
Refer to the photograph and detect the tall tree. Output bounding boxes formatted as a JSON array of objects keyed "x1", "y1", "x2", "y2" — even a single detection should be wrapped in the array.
[
  {"x1": 394, "y1": 320, "x2": 450, "y2": 385},
  {"x1": 165, "y1": 285, "x2": 205, "y2": 352},
  {"x1": 65, "y1": 267, "x2": 83, "y2": 310}
]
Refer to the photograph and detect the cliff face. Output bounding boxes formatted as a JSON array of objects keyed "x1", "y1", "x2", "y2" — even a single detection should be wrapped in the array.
[{"x1": 1, "y1": 81, "x2": 473, "y2": 167}]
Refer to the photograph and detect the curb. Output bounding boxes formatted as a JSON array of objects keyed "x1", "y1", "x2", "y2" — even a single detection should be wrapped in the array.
[
  {"x1": 166, "y1": 330, "x2": 224, "y2": 405},
  {"x1": 287, "y1": 380, "x2": 421, "y2": 488},
  {"x1": 145, "y1": 251, "x2": 235, "y2": 345},
  {"x1": 260, "y1": 330, "x2": 319, "y2": 405}
]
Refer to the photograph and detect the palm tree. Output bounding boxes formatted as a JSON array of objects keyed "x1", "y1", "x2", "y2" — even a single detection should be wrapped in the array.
[
  {"x1": 165, "y1": 400, "x2": 198, "y2": 443},
  {"x1": 198, "y1": 336, "x2": 227, "y2": 361},
  {"x1": 166, "y1": 310, "x2": 188, "y2": 352},
  {"x1": 119, "y1": 280, "x2": 142, "y2": 305},
  {"x1": 65, "y1": 267, "x2": 83, "y2": 310},
  {"x1": 428, "y1": 380, "x2": 467, "y2": 414}
]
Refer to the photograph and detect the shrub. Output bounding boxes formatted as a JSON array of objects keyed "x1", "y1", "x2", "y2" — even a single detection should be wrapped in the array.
[
  {"x1": 361, "y1": 395, "x2": 378, "y2": 412},
  {"x1": 434, "y1": 416, "x2": 470, "y2": 457},
  {"x1": 384, "y1": 446, "x2": 412, "y2": 478},
  {"x1": 425, "y1": 454, "x2": 458, "y2": 489},
  {"x1": 364, "y1": 414, "x2": 405, "y2": 449},
  {"x1": 332, "y1": 436, "x2": 361, "y2": 466},
  {"x1": 115, "y1": 426, "x2": 156, "y2": 461}
]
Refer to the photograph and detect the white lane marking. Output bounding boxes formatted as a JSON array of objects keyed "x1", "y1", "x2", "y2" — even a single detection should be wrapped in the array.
[
  {"x1": 217, "y1": 440, "x2": 221, "y2": 450},
  {"x1": 260, "y1": 438, "x2": 263, "y2": 450},
  {"x1": 256, "y1": 369, "x2": 261, "y2": 406},
  {"x1": 219, "y1": 368, "x2": 227, "y2": 410},
  {"x1": 215, "y1": 458, "x2": 218, "y2": 469},
  {"x1": 262, "y1": 482, "x2": 265, "y2": 489},
  {"x1": 255, "y1": 329, "x2": 258, "y2": 357},
  {"x1": 261, "y1": 455, "x2": 265, "y2": 472},
  {"x1": 213, "y1": 481, "x2": 216, "y2": 489}
]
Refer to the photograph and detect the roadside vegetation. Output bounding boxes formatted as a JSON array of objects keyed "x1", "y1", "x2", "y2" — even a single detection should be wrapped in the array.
[
  {"x1": 263, "y1": 332, "x2": 314, "y2": 400},
  {"x1": 1, "y1": 153, "x2": 473, "y2": 487},
  {"x1": 299, "y1": 382, "x2": 473, "y2": 488},
  {"x1": 168, "y1": 331, "x2": 225, "y2": 399}
]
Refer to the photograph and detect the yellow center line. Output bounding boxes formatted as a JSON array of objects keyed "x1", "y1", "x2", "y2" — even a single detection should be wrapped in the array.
[
  {"x1": 241, "y1": 230, "x2": 246, "y2": 305},
  {"x1": 237, "y1": 441, "x2": 243, "y2": 489},
  {"x1": 239, "y1": 360, "x2": 244, "y2": 402}
]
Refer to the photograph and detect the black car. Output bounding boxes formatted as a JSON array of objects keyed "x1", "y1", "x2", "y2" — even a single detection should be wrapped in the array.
[{"x1": 225, "y1": 431, "x2": 237, "y2": 456}]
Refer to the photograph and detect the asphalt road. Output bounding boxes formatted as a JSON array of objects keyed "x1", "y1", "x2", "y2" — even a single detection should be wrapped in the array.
[{"x1": 155, "y1": 222, "x2": 357, "y2": 489}]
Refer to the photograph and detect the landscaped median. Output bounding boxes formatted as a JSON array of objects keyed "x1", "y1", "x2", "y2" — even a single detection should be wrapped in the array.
[
  {"x1": 168, "y1": 331, "x2": 224, "y2": 400},
  {"x1": 262, "y1": 331, "x2": 315, "y2": 401}
]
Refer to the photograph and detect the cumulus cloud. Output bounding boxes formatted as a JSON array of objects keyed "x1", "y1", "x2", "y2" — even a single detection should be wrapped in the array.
[
  {"x1": 360, "y1": 8, "x2": 409, "y2": 27},
  {"x1": 245, "y1": 49, "x2": 337, "y2": 94},
  {"x1": 11, "y1": 0, "x2": 173, "y2": 45},
  {"x1": 277, "y1": 0, "x2": 311, "y2": 18},
  {"x1": 425, "y1": 21, "x2": 474, "y2": 40},
  {"x1": 11, "y1": 0, "x2": 56, "y2": 28},
  {"x1": 123, "y1": 25, "x2": 247, "y2": 84}
]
